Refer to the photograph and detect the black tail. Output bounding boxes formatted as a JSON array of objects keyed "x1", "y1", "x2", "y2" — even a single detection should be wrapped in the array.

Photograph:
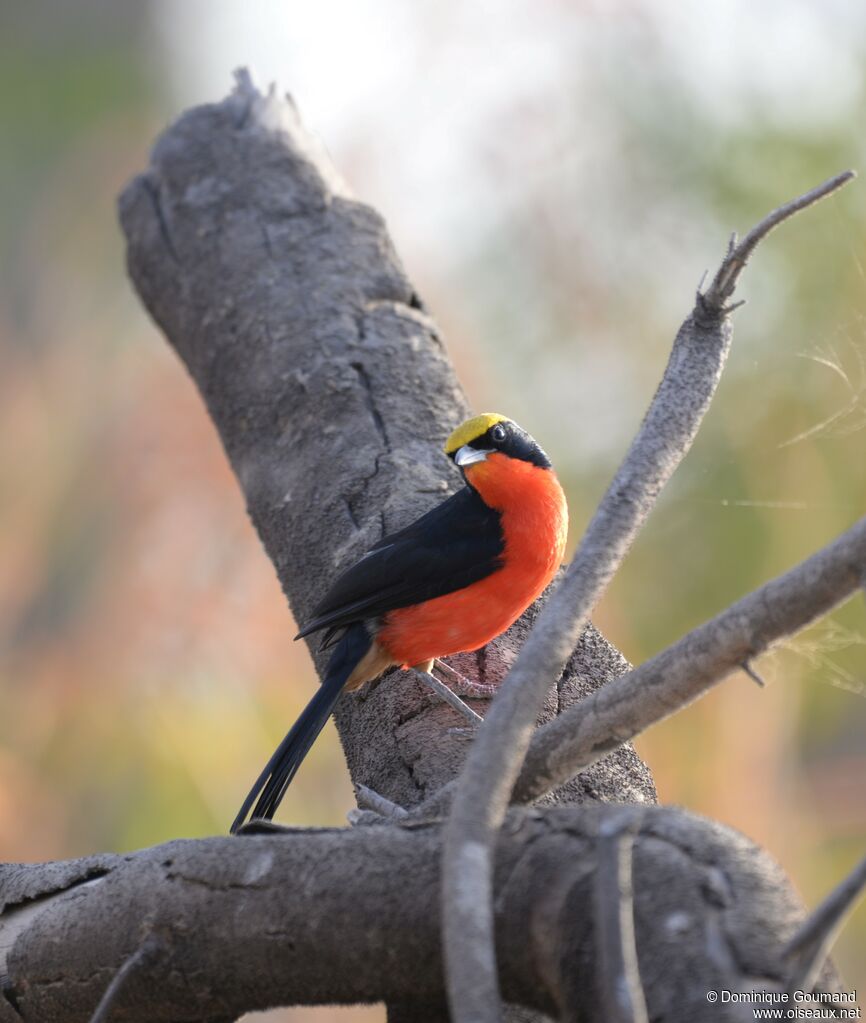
[{"x1": 230, "y1": 622, "x2": 372, "y2": 834}]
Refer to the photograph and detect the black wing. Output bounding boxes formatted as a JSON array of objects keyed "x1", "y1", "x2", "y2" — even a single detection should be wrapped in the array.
[{"x1": 296, "y1": 486, "x2": 504, "y2": 640}]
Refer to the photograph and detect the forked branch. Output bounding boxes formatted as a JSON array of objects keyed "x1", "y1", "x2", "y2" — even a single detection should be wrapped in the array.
[
  {"x1": 440, "y1": 171, "x2": 856, "y2": 1023},
  {"x1": 701, "y1": 171, "x2": 855, "y2": 313},
  {"x1": 513, "y1": 514, "x2": 866, "y2": 804}
]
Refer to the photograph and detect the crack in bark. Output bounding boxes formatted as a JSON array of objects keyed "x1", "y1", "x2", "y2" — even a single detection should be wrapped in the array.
[
  {"x1": 344, "y1": 451, "x2": 386, "y2": 530},
  {"x1": 396, "y1": 741, "x2": 428, "y2": 799},
  {"x1": 164, "y1": 871, "x2": 269, "y2": 893},
  {"x1": 351, "y1": 360, "x2": 390, "y2": 451},
  {"x1": 1, "y1": 982, "x2": 22, "y2": 1019},
  {"x1": 0, "y1": 867, "x2": 113, "y2": 1019},
  {"x1": 342, "y1": 496, "x2": 362, "y2": 531},
  {"x1": 0, "y1": 866, "x2": 111, "y2": 917},
  {"x1": 139, "y1": 176, "x2": 179, "y2": 264},
  {"x1": 259, "y1": 218, "x2": 276, "y2": 260},
  {"x1": 476, "y1": 646, "x2": 488, "y2": 687}
]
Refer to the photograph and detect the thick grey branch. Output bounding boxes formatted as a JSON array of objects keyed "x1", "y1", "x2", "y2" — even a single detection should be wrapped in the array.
[
  {"x1": 514, "y1": 514, "x2": 866, "y2": 804},
  {"x1": 0, "y1": 807, "x2": 843, "y2": 1021},
  {"x1": 441, "y1": 171, "x2": 853, "y2": 1023}
]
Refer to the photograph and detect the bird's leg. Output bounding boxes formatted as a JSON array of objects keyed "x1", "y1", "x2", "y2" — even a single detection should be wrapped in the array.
[
  {"x1": 411, "y1": 664, "x2": 483, "y2": 726},
  {"x1": 432, "y1": 658, "x2": 499, "y2": 738},
  {"x1": 433, "y1": 657, "x2": 498, "y2": 699}
]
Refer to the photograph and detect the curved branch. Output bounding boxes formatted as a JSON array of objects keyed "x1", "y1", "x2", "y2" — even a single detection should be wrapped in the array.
[
  {"x1": 513, "y1": 514, "x2": 866, "y2": 804},
  {"x1": 702, "y1": 171, "x2": 855, "y2": 312},
  {"x1": 440, "y1": 171, "x2": 855, "y2": 1022}
]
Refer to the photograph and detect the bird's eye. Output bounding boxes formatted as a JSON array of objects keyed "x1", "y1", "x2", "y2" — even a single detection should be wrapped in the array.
[{"x1": 490, "y1": 424, "x2": 507, "y2": 444}]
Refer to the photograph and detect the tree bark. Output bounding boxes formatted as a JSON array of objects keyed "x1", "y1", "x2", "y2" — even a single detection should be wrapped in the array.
[{"x1": 0, "y1": 806, "x2": 839, "y2": 1021}]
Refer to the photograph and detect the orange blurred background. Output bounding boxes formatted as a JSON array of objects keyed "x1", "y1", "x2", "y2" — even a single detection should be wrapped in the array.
[{"x1": 1, "y1": 2, "x2": 864, "y2": 1017}]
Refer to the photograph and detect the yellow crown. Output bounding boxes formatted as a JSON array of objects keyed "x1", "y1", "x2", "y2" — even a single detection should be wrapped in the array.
[{"x1": 444, "y1": 413, "x2": 509, "y2": 454}]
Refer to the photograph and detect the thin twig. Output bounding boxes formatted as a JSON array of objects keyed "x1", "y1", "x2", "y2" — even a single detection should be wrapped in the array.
[
  {"x1": 513, "y1": 515, "x2": 866, "y2": 805},
  {"x1": 355, "y1": 783, "x2": 409, "y2": 820},
  {"x1": 741, "y1": 660, "x2": 766, "y2": 687},
  {"x1": 593, "y1": 813, "x2": 648, "y2": 1023},
  {"x1": 89, "y1": 938, "x2": 161, "y2": 1023},
  {"x1": 784, "y1": 853, "x2": 866, "y2": 996},
  {"x1": 439, "y1": 173, "x2": 854, "y2": 1023},
  {"x1": 701, "y1": 171, "x2": 855, "y2": 312}
]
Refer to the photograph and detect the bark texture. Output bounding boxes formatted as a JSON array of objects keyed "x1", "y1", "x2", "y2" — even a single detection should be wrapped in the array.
[{"x1": 0, "y1": 806, "x2": 840, "y2": 1021}]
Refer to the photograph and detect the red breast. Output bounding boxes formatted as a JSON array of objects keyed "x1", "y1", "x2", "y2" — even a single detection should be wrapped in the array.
[{"x1": 377, "y1": 453, "x2": 567, "y2": 668}]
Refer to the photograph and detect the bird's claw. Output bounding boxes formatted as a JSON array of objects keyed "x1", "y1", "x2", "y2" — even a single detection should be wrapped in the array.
[
  {"x1": 433, "y1": 658, "x2": 498, "y2": 699},
  {"x1": 449, "y1": 678, "x2": 497, "y2": 698}
]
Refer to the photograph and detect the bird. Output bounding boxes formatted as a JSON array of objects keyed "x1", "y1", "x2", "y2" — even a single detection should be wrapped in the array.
[{"x1": 230, "y1": 412, "x2": 568, "y2": 834}]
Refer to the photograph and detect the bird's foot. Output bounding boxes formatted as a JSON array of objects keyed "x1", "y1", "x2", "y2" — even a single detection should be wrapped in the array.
[
  {"x1": 412, "y1": 669, "x2": 483, "y2": 726},
  {"x1": 433, "y1": 658, "x2": 498, "y2": 699}
]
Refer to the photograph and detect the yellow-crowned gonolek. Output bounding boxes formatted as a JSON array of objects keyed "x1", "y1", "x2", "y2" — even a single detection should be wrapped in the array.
[{"x1": 231, "y1": 413, "x2": 568, "y2": 833}]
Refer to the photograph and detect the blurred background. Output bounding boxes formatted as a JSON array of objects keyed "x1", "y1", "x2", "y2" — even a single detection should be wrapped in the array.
[{"x1": 1, "y1": 0, "x2": 864, "y2": 1016}]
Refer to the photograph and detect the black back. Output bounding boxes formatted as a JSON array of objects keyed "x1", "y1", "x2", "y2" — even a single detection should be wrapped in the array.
[{"x1": 296, "y1": 486, "x2": 504, "y2": 640}]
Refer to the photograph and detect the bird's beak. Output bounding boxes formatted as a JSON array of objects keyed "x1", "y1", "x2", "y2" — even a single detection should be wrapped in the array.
[{"x1": 454, "y1": 444, "x2": 492, "y2": 467}]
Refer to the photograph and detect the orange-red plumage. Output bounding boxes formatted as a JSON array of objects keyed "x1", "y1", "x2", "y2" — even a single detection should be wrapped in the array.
[
  {"x1": 377, "y1": 453, "x2": 567, "y2": 667},
  {"x1": 232, "y1": 413, "x2": 568, "y2": 833}
]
